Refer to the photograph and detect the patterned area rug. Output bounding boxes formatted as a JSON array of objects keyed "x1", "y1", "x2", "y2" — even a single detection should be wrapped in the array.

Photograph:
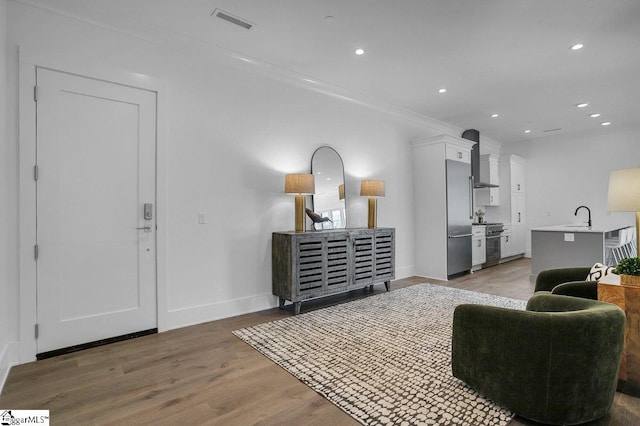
[{"x1": 233, "y1": 284, "x2": 526, "y2": 426}]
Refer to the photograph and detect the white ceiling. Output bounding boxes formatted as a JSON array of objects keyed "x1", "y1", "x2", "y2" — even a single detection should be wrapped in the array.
[{"x1": 20, "y1": 0, "x2": 640, "y2": 143}]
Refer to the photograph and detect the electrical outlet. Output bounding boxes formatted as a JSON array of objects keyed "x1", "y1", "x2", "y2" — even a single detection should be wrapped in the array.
[
  {"x1": 564, "y1": 233, "x2": 575, "y2": 242},
  {"x1": 198, "y1": 211, "x2": 207, "y2": 224}
]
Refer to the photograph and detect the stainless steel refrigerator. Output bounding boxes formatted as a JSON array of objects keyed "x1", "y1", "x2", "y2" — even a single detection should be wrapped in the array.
[{"x1": 446, "y1": 159, "x2": 473, "y2": 278}]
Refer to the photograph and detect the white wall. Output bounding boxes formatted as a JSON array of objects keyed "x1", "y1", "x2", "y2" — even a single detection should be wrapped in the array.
[
  {"x1": 502, "y1": 127, "x2": 640, "y2": 255},
  {"x1": 4, "y1": 2, "x2": 466, "y2": 362},
  {"x1": 0, "y1": 0, "x2": 16, "y2": 388}
]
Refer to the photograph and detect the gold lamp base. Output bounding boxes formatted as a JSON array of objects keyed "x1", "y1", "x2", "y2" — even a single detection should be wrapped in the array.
[
  {"x1": 368, "y1": 197, "x2": 377, "y2": 229},
  {"x1": 295, "y1": 195, "x2": 306, "y2": 232}
]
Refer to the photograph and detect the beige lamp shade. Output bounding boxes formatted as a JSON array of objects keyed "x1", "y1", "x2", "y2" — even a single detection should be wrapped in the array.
[
  {"x1": 360, "y1": 180, "x2": 385, "y2": 197},
  {"x1": 608, "y1": 167, "x2": 640, "y2": 258},
  {"x1": 608, "y1": 168, "x2": 640, "y2": 211},
  {"x1": 285, "y1": 174, "x2": 315, "y2": 195}
]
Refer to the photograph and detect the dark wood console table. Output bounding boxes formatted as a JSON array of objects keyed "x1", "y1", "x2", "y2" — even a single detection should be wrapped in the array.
[{"x1": 272, "y1": 228, "x2": 395, "y2": 314}]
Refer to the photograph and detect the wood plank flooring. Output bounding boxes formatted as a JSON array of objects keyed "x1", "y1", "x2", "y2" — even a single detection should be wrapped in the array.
[{"x1": 1, "y1": 258, "x2": 639, "y2": 425}]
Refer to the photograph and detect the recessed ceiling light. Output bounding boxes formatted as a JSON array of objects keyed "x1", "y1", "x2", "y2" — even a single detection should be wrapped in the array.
[
  {"x1": 491, "y1": 114, "x2": 499, "y2": 118},
  {"x1": 589, "y1": 113, "x2": 601, "y2": 118},
  {"x1": 524, "y1": 129, "x2": 532, "y2": 134},
  {"x1": 438, "y1": 88, "x2": 447, "y2": 94},
  {"x1": 570, "y1": 43, "x2": 584, "y2": 50},
  {"x1": 355, "y1": 48, "x2": 365, "y2": 55},
  {"x1": 576, "y1": 102, "x2": 589, "y2": 108},
  {"x1": 601, "y1": 121, "x2": 611, "y2": 126}
]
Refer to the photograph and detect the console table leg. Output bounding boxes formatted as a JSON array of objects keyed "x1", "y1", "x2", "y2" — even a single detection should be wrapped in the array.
[
  {"x1": 294, "y1": 302, "x2": 301, "y2": 315},
  {"x1": 278, "y1": 297, "x2": 285, "y2": 309},
  {"x1": 385, "y1": 281, "x2": 390, "y2": 292}
]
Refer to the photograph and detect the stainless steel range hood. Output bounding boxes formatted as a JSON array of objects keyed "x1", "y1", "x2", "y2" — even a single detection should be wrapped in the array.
[{"x1": 461, "y1": 129, "x2": 499, "y2": 188}]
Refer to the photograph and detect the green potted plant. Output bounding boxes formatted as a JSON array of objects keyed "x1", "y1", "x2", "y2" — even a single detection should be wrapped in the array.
[{"x1": 615, "y1": 257, "x2": 640, "y2": 285}]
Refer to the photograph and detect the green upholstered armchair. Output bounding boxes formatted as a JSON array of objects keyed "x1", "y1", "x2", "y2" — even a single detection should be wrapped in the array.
[
  {"x1": 534, "y1": 267, "x2": 597, "y2": 299},
  {"x1": 452, "y1": 293, "x2": 625, "y2": 426}
]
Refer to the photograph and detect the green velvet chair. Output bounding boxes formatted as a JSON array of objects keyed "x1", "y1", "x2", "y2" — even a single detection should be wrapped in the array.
[
  {"x1": 534, "y1": 266, "x2": 597, "y2": 299},
  {"x1": 452, "y1": 293, "x2": 625, "y2": 425}
]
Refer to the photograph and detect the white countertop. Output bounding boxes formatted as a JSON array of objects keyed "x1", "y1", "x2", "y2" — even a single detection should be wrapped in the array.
[{"x1": 531, "y1": 224, "x2": 630, "y2": 234}]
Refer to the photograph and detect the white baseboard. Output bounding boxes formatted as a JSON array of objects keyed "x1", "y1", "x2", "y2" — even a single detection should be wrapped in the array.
[
  {"x1": 394, "y1": 265, "x2": 414, "y2": 280},
  {"x1": 0, "y1": 342, "x2": 19, "y2": 394},
  {"x1": 163, "y1": 293, "x2": 276, "y2": 331},
  {"x1": 164, "y1": 266, "x2": 417, "y2": 332}
]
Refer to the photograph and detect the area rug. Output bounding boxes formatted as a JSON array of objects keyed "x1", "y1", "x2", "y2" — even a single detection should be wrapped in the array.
[{"x1": 233, "y1": 284, "x2": 527, "y2": 426}]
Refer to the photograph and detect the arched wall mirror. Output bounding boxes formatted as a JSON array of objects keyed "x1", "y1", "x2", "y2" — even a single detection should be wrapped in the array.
[{"x1": 311, "y1": 146, "x2": 347, "y2": 229}]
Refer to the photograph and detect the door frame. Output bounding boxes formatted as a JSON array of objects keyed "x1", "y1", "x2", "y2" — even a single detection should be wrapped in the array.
[{"x1": 18, "y1": 46, "x2": 170, "y2": 363}]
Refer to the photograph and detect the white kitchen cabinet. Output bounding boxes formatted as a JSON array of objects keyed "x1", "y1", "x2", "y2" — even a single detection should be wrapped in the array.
[
  {"x1": 472, "y1": 226, "x2": 486, "y2": 267},
  {"x1": 445, "y1": 144, "x2": 471, "y2": 163},
  {"x1": 412, "y1": 134, "x2": 475, "y2": 280},
  {"x1": 511, "y1": 192, "x2": 525, "y2": 227},
  {"x1": 501, "y1": 225, "x2": 513, "y2": 258},
  {"x1": 499, "y1": 155, "x2": 527, "y2": 258},
  {"x1": 476, "y1": 154, "x2": 500, "y2": 206},
  {"x1": 511, "y1": 160, "x2": 526, "y2": 193},
  {"x1": 509, "y1": 156, "x2": 526, "y2": 255}
]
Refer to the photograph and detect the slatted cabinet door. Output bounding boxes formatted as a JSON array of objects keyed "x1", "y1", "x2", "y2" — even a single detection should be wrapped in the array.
[
  {"x1": 374, "y1": 230, "x2": 395, "y2": 282},
  {"x1": 295, "y1": 233, "x2": 350, "y2": 298},
  {"x1": 326, "y1": 236, "x2": 350, "y2": 291},
  {"x1": 352, "y1": 231, "x2": 375, "y2": 286},
  {"x1": 296, "y1": 238, "x2": 324, "y2": 295},
  {"x1": 351, "y1": 229, "x2": 395, "y2": 286}
]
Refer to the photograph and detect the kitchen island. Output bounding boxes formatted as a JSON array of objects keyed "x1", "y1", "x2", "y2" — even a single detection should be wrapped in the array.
[{"x1": 531, "y1": 224, "x2": 631, "y2": 280}]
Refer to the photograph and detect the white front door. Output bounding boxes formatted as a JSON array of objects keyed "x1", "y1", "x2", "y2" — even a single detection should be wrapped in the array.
[{"x1": 35, "y1": 68, "x2": 157, "y2": 355}]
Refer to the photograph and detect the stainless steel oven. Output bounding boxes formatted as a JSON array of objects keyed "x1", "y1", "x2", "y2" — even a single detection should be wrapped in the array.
[{"x1": 482, "y1": 223, "x2": 504, "y2": 268}]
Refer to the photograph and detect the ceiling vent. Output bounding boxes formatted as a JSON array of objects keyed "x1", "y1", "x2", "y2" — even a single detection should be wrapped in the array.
[{"x1": 212, "y1": 9, "x2": 254, "y2": 30}]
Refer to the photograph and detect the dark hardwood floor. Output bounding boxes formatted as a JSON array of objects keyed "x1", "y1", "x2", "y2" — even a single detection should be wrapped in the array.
[{"x1": 1, "y1": 258, "x2": 638, "y2": 425}]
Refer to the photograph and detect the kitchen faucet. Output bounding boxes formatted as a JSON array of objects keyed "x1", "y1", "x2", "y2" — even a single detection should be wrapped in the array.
[{"x1": 574, "y1": 205, "x2": 592, "y2": 227}]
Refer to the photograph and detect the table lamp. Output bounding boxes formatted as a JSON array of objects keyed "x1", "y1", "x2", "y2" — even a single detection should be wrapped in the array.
[
  {"x1": 285, "y1": 174, "x2": 315, "y2": 232},
  {"x1": 607, "y1": 167, "x2": 640, "y2": 256},
  {"x1": 360, "y1": 180, "x2": 385, "y2": 228}
]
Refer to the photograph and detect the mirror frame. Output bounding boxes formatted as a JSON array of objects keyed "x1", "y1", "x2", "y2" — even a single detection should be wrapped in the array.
[{"x1": 310, "y1": 146, "x2": 347, "y2": 229}]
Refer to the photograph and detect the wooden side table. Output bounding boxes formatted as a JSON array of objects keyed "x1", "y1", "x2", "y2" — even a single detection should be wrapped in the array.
[{"x1": 598, "y1": 274, "x2": 640, "y2": 387}]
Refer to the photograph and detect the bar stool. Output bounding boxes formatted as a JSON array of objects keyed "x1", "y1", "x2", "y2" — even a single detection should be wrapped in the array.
[
  {"x1": 605, "y1": 227, "x2": 634, "y2": 265},
  {"x1": 628, "y1": 227, "x2": 637, "y2": 258}
]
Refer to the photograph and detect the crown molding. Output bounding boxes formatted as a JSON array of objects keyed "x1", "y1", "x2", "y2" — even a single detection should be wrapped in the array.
[{"x1": 13, "y1": 0, "x2": 464, "y2": 135}]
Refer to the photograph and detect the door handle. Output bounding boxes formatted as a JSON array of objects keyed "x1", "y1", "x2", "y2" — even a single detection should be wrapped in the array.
[
  {"x1": 136, "y1": 225, "x2": 152, "y2": 232},
  {"x1": 469, "y1": 176, "x2": 474, "y2": 219}
]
